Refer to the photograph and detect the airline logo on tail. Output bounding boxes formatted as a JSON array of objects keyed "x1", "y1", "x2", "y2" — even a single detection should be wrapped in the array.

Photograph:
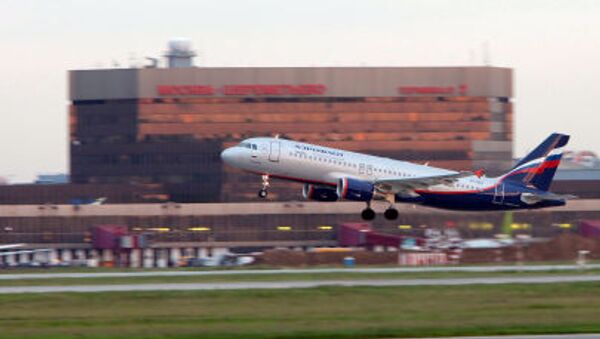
[{"x1": 503, "y1": 133, "x2": 569, "y2": 191}]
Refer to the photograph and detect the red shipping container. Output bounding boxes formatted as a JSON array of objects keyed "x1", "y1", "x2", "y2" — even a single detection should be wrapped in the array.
[
  {"x1": 366, "y1": 232, "x2": 404, "y2": 248},
  {"x1": 338, "y1": 223, "x2": 372, "y2": 246},
  {"x1": 579, "y1": 220, "x2": 600, "y2": 238},
  {"x1": 93, "y1": 225, "x2": 129, "y2": 249}
]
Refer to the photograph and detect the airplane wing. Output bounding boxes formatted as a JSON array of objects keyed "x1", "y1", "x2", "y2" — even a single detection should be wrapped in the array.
[
  {"x1": 374, "y1": 171, "x2": 475, "y2": 196},
  {"x1": 0, "y1": 244, "x2": 25, "y2": 250},
  {"x1": 0, "y1": 249, "x2": 52, "y2": 257},
  {"x1": 520, "y1": 192, "x2": 577, "y2": 205}
]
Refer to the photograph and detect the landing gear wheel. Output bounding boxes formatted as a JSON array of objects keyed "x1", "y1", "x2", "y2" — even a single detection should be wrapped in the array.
[
  {"x1": 384, "y1": 208, "x2": 399, "y2": 220},
  {"x1": 361, "y1": 208, "x2": 376, "y2": 221},
  {"x1": 258, "y1": 174, "x2": 270, "y2": 199}
]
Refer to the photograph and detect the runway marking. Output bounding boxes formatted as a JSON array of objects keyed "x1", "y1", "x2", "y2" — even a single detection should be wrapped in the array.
[
  {"x1": 1, "y1": 274, "x2": 600, "y2": 294},
  {"x1": 1, "y1": 264, "x2": 599, "y2": 280}
]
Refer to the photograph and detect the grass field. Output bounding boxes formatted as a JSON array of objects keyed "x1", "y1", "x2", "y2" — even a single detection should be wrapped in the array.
[{"x1": 1, "y1": 282, "x2": 600, "y2": 338}]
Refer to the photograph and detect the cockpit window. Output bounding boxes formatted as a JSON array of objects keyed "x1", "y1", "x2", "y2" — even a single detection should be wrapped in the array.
[{"x1": 237, "y1": 142, "x2": 258, "y2": 150}]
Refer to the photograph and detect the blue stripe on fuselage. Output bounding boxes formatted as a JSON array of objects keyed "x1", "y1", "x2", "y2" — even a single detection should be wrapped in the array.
[{"x1": 410, "y1": 183, "x2": 565, "y2": 211}]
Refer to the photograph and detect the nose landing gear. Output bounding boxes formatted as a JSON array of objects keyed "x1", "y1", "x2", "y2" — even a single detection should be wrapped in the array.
[{"x1": 258, "y1": 174, "x2": 270, "y2": 198}]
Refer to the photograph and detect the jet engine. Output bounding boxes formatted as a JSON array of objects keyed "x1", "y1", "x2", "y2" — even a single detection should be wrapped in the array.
[
  {"x1": 336, "y1": 178, "x2": 374, "y2": 201},
  {"x1": 302, "y1": 184, "x2": 339, "y2": 202}
]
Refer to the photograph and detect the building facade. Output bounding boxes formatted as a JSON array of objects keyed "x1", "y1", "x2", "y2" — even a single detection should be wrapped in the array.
[
  {"x1": 1, "y1": 201, "x2": 598, "y2": 247},
  {"x1": 69, "y1": 66, "x2": 513, "y2": 202}
]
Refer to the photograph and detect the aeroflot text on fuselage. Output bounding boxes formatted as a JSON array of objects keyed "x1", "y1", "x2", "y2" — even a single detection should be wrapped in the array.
[
  {"x1": 220, "y1": 134, "x2": 573, "y2": 221},
  {"x1": 295, "y1": 144, "x2": 344, "y2": 158}
]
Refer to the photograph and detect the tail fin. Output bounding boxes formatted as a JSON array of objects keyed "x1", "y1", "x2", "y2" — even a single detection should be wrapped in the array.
[{"x1": 502, "y1": 133, "x2": 569, "y2": 191}]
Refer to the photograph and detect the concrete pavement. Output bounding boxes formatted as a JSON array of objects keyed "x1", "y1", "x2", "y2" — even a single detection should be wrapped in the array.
[
  {"x1": 1, "y1": 274, "x2": 600, "y2": 294},
  {"x1": 1, "y1": 264, "x2": 599, "y2": 280}
]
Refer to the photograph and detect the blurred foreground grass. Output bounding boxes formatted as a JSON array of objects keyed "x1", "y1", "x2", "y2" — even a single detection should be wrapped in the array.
[{"x1": 0, "y1": 282, "x2": 599, "y2": 338}]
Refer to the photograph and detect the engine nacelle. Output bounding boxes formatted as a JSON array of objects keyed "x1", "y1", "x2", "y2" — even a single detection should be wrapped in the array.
[
  {"x1": 302, "y1": 184, "x2": 339, "y2": 202},
  {"x1": 336, "y1": 178, "x2": 374, "y2": 201}
]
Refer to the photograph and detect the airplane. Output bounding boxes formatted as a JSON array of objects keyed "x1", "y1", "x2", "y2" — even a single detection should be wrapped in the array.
[
  {"x1": 220, "y1": 133, "x2": 574, "y2": 220},
  {"x1": 0, "y1": 244, "x2": 53, "y2": 268},
  {"x1": 0, "y1": 244, "x2": 25, "y2": 251},
  {"x1": 69, "y1": 197, "x2": 107, "y2": 206}
]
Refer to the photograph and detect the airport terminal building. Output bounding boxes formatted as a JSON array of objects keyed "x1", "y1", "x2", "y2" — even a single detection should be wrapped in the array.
[
  {"x1": 4, "y1": 44, "x2": 600, "y2": 267},
  {"x1": 69, "y1": 65, "x2": 513, "y2": 202}
]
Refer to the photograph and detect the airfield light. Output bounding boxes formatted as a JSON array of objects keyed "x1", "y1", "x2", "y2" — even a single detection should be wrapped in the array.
[
  {"x1": 553, "y1": 223, "x2": 572, "y2": 229},
  {"x1": 510, "y1": 223, "x2": 531, "y2": 230},
  {"x1": 277, "y1": 226, "x2": 292, "y2": 231},
  {"x1": 188, "y1": 227, "x2": 211, "y2": 231},
  {"x1": 468, "y1": 222, "x2": 494, "y2": 230},
  {"x1": 148, "y1": 227, "x2": 171, "y2": 232}
]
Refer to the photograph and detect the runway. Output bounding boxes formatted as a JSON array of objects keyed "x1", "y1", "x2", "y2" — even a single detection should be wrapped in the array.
[
  {"x1": 1, "y1": 264, "x2": 599, "y2": 280},
  {"x1": 1, "y1": 274, "x2": 599, "y2": 294}
]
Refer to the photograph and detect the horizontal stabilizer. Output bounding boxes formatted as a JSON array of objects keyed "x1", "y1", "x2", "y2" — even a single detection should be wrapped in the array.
[{"x1": 520, "y1": 192, "x2": 577, "y2": 205}]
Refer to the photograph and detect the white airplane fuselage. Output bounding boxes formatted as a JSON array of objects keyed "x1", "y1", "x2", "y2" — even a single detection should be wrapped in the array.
[
  {"x1": 222, "y1": 137, "x2": 495, "y2": 192},
  {"x1": 221, "y1": 135, "x2": 568, "y2": 219}
]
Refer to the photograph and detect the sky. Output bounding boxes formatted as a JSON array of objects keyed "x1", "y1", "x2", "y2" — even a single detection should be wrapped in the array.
[{"x1": 0, "y1": 0, "x2": 599, "y2": 182}]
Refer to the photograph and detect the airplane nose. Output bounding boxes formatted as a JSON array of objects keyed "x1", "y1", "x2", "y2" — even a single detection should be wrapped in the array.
[{"x1": 220, "y1": 148, "x2": 235, "y2": 164}]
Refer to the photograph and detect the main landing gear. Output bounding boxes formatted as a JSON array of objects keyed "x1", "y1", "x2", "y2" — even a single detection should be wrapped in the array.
[
  {"x1": 258, "y1": 174, "x2": 270, "y2": 198},
  {"x1": 361, "y1": 206, "x2": 376, "y2": 221},
  {"x1": 384, "y1": 207, "x2": 399, "y2": 220},
  {"x1": 360, "y1": 202, "x2": 399, "y2": 221}
]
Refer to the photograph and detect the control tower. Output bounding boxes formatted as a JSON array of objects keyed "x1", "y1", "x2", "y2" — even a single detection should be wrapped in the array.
[{"x1": 164, "y1": 37, "x2": 196, "y2": 68}]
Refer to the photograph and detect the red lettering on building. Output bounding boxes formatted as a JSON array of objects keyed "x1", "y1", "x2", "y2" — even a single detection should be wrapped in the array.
[
  {"x1": 222, "y1": 84, "x2": 327, "y2": 96},
  {"x1": 397, "y1": 84, "x2": 468, "y2": 96},
  {"x1": 157, "y1": 85, "x2": 215, "y2": 96},
  {"x1": 157, "y1": 84, "x2": 326, "y2": 96}
]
